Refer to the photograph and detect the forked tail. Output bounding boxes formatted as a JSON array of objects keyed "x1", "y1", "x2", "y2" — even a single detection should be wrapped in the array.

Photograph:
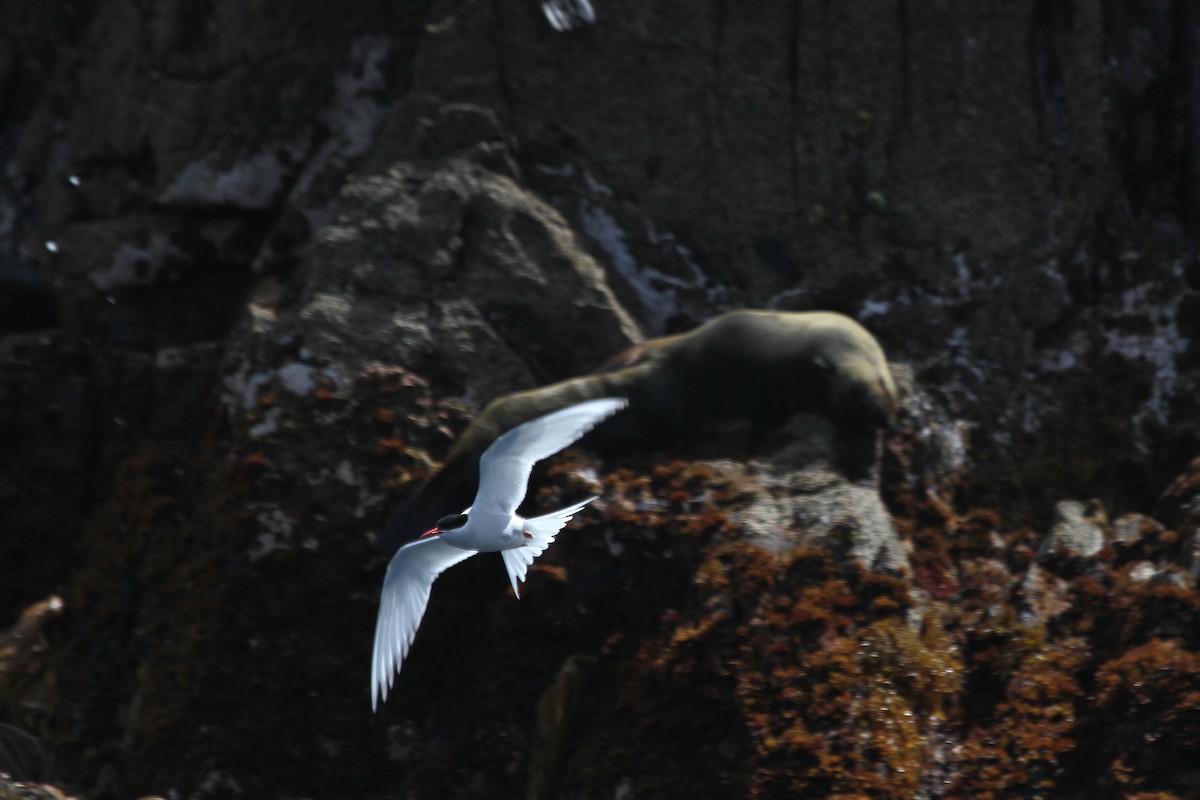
[{"x1": 501, "y1": 496, "x2": 597, "y2": 598}]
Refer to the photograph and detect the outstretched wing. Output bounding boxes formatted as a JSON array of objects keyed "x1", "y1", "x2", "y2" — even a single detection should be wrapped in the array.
[
  {"x1": 370, "y1": 536, "x2": 476, "y2": 710},
  {"x1": 471, "y1": 397, "x2": 627, "y2": 521},
  {"x1": 541, "y1": 0, "x2": 596, "y2": 31}
]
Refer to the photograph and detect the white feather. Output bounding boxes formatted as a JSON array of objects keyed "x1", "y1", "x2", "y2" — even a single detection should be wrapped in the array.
[
  {"x1": 500, "y1": 495, "x2": 596, "y2": 598},
  {"x1": 370, "y1": 537, "x2": 475, "y2": 710}
]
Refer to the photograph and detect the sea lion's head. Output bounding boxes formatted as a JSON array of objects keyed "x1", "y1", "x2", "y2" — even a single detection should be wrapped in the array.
[{"x1": 829, "y1": 353, "x2": 898, "y2": 431}]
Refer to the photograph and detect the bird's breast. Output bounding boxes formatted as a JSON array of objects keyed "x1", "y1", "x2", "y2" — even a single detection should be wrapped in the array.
[{"x1": 439, "y1": 516, "x2": 526, "y2": 552}]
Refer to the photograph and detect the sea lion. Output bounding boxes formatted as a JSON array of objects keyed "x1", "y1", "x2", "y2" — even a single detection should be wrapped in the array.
[
  {"x1": 375, "y1": 310, "x2": 896, "y2": 552},
  {"x1": 612, "y1": 310, "x2": 897, "y2": 432}
]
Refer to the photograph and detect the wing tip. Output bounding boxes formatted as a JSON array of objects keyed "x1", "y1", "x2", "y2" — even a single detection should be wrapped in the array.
[
  {"x1": 570, "y1": 397, "x2": 628, "y2": 443},
  {"x1": 594, "y1": 396, "x2": 629, "y2": 417}
]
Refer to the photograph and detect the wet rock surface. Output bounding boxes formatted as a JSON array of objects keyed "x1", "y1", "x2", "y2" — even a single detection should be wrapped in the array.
[{"x1": 1, "y1": 0, "x2": 1200, "y2": 798}]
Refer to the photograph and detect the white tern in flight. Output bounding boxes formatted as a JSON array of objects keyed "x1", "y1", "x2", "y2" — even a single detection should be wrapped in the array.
[{"x1": 370, "y1": 396, "x2": 628, "y2": 710}]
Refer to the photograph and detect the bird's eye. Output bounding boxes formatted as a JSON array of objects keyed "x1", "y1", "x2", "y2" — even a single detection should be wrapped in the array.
[{"x1": 435, "y1": 513, "x2": 468, "y2": 530}]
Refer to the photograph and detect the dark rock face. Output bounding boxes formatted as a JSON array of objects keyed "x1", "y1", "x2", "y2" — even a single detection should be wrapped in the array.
[{"x1": 1, "y1": 1, "x2": 1199, "y2": 798}]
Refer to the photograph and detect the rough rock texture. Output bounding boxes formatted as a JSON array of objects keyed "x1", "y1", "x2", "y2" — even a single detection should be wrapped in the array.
[
  {"x1": 2, "y1": 0, "x2": 1200, "y2": 798},
  {"x1": 1039, "y1": 498, "x2": 1108, "y2": 559}
]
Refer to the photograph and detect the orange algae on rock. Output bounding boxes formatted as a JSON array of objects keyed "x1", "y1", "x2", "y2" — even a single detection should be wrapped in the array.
[
  {"x1": 724, "y1": 551, "x2": 959, "y2": 799},
  {"x1": 554, "y1": 472, "x2": 963, "y2": 800},
  {"x1": 1091, "y1": 639, "x2": 1200, "y2": 795},
  {"x1": 950, "y1": 634, "x2": 1091, "y2": 796}
]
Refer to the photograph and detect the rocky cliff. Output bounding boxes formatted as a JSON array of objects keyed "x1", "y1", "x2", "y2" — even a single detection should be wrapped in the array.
[{"x1": 2, "y1": 1, "x2": 1199, "y2": 798}]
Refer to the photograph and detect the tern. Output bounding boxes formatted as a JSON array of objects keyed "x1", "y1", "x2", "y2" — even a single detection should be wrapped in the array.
[{"x1": 370, "y1": 396, "x2": 627, "y2": 710}]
